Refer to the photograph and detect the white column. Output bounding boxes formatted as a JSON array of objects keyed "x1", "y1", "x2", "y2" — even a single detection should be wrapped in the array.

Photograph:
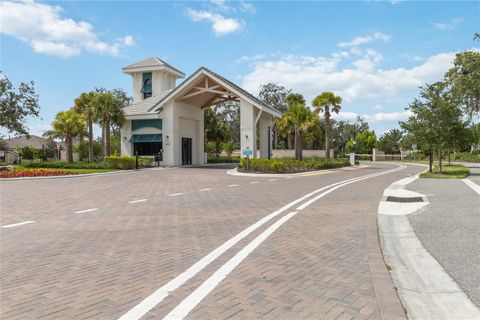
[
  {"x1": 372, "y1": 148, "x2": 377, "y2": 161},
  {"x1": 240, "y1": 99, "x2": 257, "y2": 158},
  {"x1": 120, "y1": 120, "x2": 132, "y2": 156},
  {"x1": 259, "y1": 115, "x2": 274, "y2": 159}
]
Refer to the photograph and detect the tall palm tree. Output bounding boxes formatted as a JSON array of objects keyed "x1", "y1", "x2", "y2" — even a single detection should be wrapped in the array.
[
  {"x1": 312, "y1": 92, "x2": 342, "y2": 159},
  {"x1": 276, "y1": 93, "x2": 307, "y2": 149},
  {"x1": 47, "y1": 110, "x2": 86, "y2": 163},
  {"x1": 92, "y1": 92, "x2": 124, "y2": 157},
  {"x1": 73, "y1": 91, "x2": 95, "y2": 162},
  {"x1": 279, "y1": 103, "x2": 318, "y2": 160}
]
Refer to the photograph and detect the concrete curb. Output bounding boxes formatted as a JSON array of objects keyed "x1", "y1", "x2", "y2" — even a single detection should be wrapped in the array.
[
  {"x1": 226, "y1": 164, "x2": 368, "y2": 178},
  {"x1": 378, "y1": 165, "x2": 480, "y2": 319}
]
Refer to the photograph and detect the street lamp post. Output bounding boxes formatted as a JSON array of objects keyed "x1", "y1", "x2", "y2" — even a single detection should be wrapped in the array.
[{"x1": 267, "y1": 126, "x2": 271, "y2": 160}]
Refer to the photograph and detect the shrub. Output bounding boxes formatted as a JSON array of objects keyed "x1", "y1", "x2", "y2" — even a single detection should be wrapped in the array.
[
  {"x1": 452, "y1": 152, "x2": 480, "y2": 163},
  {"x1": 23, "y1": 161, "x2": 106, "y2": 169},
  {"x1": 239, "y1": 157, "x2": 349, "y2": 173},
  {"x1": 405, "y1": 152, "x2": 426, "y2": 161},
  {"x1": 207, "y1": 155, "x2": 240, "y2": 163},
  {"x1": 222, "y1": 143, "x2": 236, "y2": 156},
  {"x1": 103, "y1": 156, "x2": 136, "y2": 169}
]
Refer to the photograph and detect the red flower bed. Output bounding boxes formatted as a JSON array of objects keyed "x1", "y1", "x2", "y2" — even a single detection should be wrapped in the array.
[{"x1": 0, "y1": 169, "x2": 78, "y2": 178}]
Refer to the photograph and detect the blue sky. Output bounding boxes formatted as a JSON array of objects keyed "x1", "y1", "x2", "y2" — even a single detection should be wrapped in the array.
[{"x1": 1, "y1": 0, "x2": 479, "y2": 138}]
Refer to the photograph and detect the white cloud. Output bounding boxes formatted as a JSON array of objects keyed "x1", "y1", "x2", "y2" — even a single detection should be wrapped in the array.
[
  {"x1": 338, "y1": 32, "x2": 391, "y2": 48},
  {"x1": 333, "y1": 110, "x2": 411, "y2": 123},
  {"x1": 185, "y1": 8, "x2": 245, "y2": 36},
  {"x1": 372, "y1": 104, "x2": 384, "y2": 110},
  {"x1": 0, "y1": 1, "x2": 134, "y2": 58},
  {"x1": 432, "y1": 18, "x2": 463, "y2": 30},
  {"x1": 239, "y1": 1, "x2": 256, "y2": 14},
  {"x1": 240, "y1": 51, "x2": 455, "y2": 104}
]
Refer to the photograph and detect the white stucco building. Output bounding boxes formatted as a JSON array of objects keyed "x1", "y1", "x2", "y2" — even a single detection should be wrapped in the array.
[{"x1": 120, "y1": 57, "x2": 281, "y2": 166}]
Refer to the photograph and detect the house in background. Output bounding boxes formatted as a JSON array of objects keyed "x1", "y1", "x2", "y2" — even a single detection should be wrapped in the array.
[
  {"x1": 2, "y1": 135, "x2": 78, "y2": 162},
  {"x1": 120, "y1": 57, "x2": 281, "y2": 166}
]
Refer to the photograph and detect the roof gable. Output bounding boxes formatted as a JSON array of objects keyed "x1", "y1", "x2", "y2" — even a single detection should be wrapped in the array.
[{"x1": 148, "y1": 67, "x2": 282, "y2": 117}]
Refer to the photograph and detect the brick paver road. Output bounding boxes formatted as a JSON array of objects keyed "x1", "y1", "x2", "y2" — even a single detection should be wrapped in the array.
[{"x1": 0, "y1": 163, "x2": 423, "y2": 319}]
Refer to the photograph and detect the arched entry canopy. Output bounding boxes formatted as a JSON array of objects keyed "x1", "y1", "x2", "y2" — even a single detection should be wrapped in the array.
[{"x1": 148, "y1": 67, "x2": 282, "y2": 159}]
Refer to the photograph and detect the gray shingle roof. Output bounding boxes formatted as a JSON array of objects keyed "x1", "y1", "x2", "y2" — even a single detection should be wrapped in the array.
[
  {"x1": 122, "y1": 57, "x2": 185, "y2": 76},
  {"x1": 123, "y1": 91, "x2": 170, "y2": 116}
]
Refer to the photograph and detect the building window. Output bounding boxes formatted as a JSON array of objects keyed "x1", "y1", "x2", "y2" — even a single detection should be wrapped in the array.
[{"x1": 141, "y1": 72, "x2": 152, "y2": 99}]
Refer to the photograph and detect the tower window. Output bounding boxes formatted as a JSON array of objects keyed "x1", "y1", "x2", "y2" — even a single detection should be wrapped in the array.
[{"x1": 141, "y1": 72, "x2": 152, "y2": 99}]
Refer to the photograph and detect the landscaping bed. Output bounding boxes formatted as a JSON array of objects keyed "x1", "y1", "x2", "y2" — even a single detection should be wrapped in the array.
[
  {"x1": 0, "y1": 168, "x2": 79, "y2": 178},
  {"x1": 420, "y1": 164, "x2": 470, "y2": 179},
  {"x1": 238, "y1": 157, "x2": 350, "y2": 173}
]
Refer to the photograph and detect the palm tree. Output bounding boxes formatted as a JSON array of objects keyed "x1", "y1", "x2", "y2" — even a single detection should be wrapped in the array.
[
  {"x1": 92, "y1": 92, "x2": 124, "y2": 157},
  {"x1": 279, "y1": 103, "x2": 318, "y2": 160},
  {"x1": 312, "y1": 92, "x2": 342, "y2": 159},
  {"x1": 73, "y1": 91, "x2": 96, "y2": 162},
  {"x1": 47, "y1": 110, "x2": 86, "y2": 163}
]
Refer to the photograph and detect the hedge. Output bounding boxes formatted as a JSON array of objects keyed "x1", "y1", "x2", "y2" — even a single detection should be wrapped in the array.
[
  {"x1": 23, "y1": 161, "x2": 106, "y2": 169},
  {"x1": 103, "y1": 156, "x2": 152, "y2": 169},
  {"x1": 239, "y1": 157, "x2": 350, "y2": 173},
  {"x1": 207, "y1": 155, "x2": 240, "y2": 163}
]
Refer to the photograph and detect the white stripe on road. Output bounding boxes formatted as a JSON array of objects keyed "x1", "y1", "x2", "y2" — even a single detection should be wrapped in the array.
[
  {"x1": 268, "y1": 179, "x2": 277, "y2": 182},
  {"x1": 1, "y1": 221, "x2": 35, "y2": 228},
  {"x1": 128, "y1": 199, "x2": 148, "y2": 204},
  {"x1": 162, "y1": 166, "x2": 407, "y2": 319},
  {"x1": 168, "y1": 193, "x2": 184, "y2": 197},
  {"x1": 200, "y1": 188, "x2": 211, "y2": 192},
  {"x1": 163, "y1": 211, "x2": 299, "y2": 320},
  {"x1": 462, "y1": 179, "x2": 480, "y2": 196},
  {"x1": 118, "y1": 164, "x2": 406, "y2": 320},
  {"x1": 74, "y1": 208, "x2": 98, "y2": 213},
  {"x1": 249, "y1": 181, "x2": 259, "y2": 184},
  {"x1": 227, "y1": 184, "x2": 239, "y2": 187}
]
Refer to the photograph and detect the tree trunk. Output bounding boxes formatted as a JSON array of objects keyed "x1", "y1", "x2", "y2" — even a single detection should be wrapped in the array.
[
  {"x1": 429, "y1": 146, "x2": 433, "y2": 173},
  {"x1": 101, "y1": 124, "x2": 105, "y2": 158},
  {"x1": 325, "y1": 115, "x2": 331, "y2": 159},
  {"x1": 105, "y1": 121, "x2": 111, "y2": 157},
  {"x1": 288, "y1": 133, "x2": 294, "y2": 149},
  {"x1": 448, "y1": 149, "x2": 451, "y2": 165},
  {"x1": 88, "y1": 115, "x2": 94, "y2": 162},
  {"x1": 438, "y1": 149, "x2": 443, "y2": 173},
  {"x1": 66, "y1": 135, "x2": 73, "y2": 164},
  {"x1": 295, "y1": 127, "x2": 302, "y2": 160}
]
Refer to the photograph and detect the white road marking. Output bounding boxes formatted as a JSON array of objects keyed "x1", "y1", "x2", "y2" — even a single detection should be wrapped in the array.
[
  {"x1": 74, "y1": 208, "x2": 98, "y2": 214},
  {"x1": 168, "y1": 193, "x2": 184, "y2": 197},
  {"x1": 200, "y1": 188, "x2": 211, "y2": 192},
  {"x1": 462, "y1": 179, "x2": 480, "y2": 196},
  {"x1": 118, "y1": 164, "x2": 406, "y2": 320},
  {"x1": 1, "y1": 221, "x2": 35, "y2": 229},
  {"x1": 161, "y1": 166, "x2": 408, "y2": 319},
  {"x1": 249, "y1": 181, "x2": 259, "y2": 184},
  {"x1": 163, "y1": 211, "x2": 299, "y2": 320},
  {"x1": 227, "y1": 184, "x2": 239, "y2": 187},
  {"x1": 268, "y1": 179, "x2": 277, "y2": 182},
  {"x1": 128, "y1": 199, "x2": 148, "y2": 204}
]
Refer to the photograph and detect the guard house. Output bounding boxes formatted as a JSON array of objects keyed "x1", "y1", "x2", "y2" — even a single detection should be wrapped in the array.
[{"x1": 120, "y1": 57, "x2": 281, "y2": 166}]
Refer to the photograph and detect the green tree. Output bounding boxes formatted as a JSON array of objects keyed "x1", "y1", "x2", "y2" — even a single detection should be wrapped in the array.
[
  {"x1": 0, "y1": 72, "x2": 40, "y2": 135},
  {"x1": 47, "y1": 110, "x2": 86, "y2": 163},
  {"x1": 400, "y1": 81, "x2": 469, "y2": 172},
  {"x1": 377, "y1": 129, "x2": 404, "y2": 154},
  {"x1": 214, "y1": 101, "x2": 240, "y2": 147},
  {"x1": 204, "y1": 108, "x2": 231, "y2": 156},
  {"x1": 278, "y1": 102, "x2": 318, "y2": 160},
  {"x1": 445, "y1": 51, "x2": 480, "y2": 116},
  {"x1": 346, "y1": 130, "x2": 377, "y2": 154},
  {"x1": 92, "y1": 92, "x2": 124, "y2": 157},
  {"x1": 312, "y1": 92, "x2": 342, "y2": 159},
  {"x1": 258, "y1": 83, "x2": 291, "y2": 113},
  {"x1": 330, "y1": 116, "x2": 369, "y2": 155},
  {"x1": 73, "y1": 91, "x2": 96, "y2": 162}
]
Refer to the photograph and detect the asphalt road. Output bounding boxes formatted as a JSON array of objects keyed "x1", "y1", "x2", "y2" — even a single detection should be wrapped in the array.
[{"x1": 1, "y1": 163, "x2": 423, "y2": 320}]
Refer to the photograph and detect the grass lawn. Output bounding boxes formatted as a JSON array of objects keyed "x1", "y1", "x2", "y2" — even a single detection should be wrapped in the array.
[{"x1": 420, "y1": 164, "x2": 470, "y2": 179}]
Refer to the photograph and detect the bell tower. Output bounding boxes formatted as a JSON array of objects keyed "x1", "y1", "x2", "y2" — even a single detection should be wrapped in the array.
[{"x1": 122, "y1": 57, "x2": 185, "y2": 104}]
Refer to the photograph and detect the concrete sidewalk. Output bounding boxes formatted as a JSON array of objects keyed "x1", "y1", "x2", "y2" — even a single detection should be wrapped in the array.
[{"x1": 407, "y1": 174, "x2": 480, "y2": 308}]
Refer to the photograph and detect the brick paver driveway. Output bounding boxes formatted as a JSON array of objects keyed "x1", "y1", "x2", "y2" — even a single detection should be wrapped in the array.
[{"x1": 0, "y1": 163, "x2": 423, "y2": 320}]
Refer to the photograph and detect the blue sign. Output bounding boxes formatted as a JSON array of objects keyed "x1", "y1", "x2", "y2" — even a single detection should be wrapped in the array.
[{"x1": 243, "y1": 149, "x2": 253, "y2": 156}]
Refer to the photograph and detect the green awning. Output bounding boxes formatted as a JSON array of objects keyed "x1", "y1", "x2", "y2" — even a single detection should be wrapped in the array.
[{"x1": 130, "y1": 134, "x2": 162, "y2": 143}]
